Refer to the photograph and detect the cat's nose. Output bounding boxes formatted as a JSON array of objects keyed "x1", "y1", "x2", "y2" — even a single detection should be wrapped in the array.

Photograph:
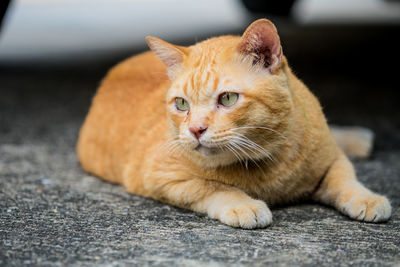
[{"x1": 189, "y1": 126, "x2": 208, "y2": 140}]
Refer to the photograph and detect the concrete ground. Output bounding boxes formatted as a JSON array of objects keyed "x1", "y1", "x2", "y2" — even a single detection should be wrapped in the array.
[{"x1": 1, "y1": 25, "x2": 400, "y2": 266}]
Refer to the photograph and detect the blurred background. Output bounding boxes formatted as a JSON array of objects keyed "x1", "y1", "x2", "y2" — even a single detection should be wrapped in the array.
[{"x1": 0, "y1": 0, "x2": 400, "y2": 151}]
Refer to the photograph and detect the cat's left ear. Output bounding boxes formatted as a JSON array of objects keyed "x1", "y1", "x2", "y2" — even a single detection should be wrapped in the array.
[
  {"x1": 146, "y1": 36, "x2": 189, "y2": 79},
  {"x1": 238, "y1": 19, "x2": 282, "y2": 73}
]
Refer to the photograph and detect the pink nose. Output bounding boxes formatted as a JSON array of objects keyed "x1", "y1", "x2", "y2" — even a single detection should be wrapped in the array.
[{"x1": 189, "y1": 126, "x2": 208, "y2": 139}]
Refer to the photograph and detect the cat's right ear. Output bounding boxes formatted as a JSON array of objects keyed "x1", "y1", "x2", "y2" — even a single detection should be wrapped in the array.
[
  {"x1": 238, "y1": 19, "x2": 282, "y2": 74},
  {"x1": 146, "y1": 36, "x2": 188, "y2": 79}
]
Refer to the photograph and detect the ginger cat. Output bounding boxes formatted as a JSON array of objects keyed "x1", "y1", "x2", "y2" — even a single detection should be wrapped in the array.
[{"x1": 77, "y1": 19, "x2": 391, "y2": 228}]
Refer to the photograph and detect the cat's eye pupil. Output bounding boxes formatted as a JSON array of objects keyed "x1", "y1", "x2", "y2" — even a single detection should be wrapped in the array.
[
  {"x1": 219, "y1": 92, "x2": 238, "y2": 107},
  {"x1": 175, "y1": 97, "x2": 189, "y2": 111}
]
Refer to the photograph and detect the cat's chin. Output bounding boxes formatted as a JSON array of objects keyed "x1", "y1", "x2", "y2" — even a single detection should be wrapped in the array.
[
  {"x1": 195, "y1": 144, "x2": 220, "y2": 156},
  {"x1": 190, "y1": 145, "x2": 238, "y2": 168}
]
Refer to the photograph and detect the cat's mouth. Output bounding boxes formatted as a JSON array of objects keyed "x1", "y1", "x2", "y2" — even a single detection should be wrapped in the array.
[{"x1": 195, "y1": 144, "x2": 220, "y2": 156}]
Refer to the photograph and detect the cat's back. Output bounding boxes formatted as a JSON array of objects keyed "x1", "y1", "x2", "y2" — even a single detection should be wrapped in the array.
[{"x1": 77, "y1": 51, "x2": 170, "y2": 183}]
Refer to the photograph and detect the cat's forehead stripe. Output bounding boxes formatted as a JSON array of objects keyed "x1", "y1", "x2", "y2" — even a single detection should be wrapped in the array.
[
  {"x1": 189, "y1": 73, "x2": 195, "y2": 93},
  {"x1": 203, "y1": 71, "x2": 211, "y2": 86},
  {"x1": 212, "y1": 76, "x2": 220, "y2": 91},
  {"x1": 185, "y1": 66, "x2": 221, "y2": 100},
  {"x1": 182, "y1": 82, "x2": 188, "y2": 96}
]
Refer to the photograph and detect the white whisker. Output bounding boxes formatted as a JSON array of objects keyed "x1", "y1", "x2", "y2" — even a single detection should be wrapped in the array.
[
  {"x1": 230, "y1": 139, "x2": 267, "y2": 177},
  {"x1": 230, "y1": 126, "x2": 287, "y2": 140},
  {"x1": 157, "y1": 134, "x2": 190, "y2": 158},
  {"x1": 230, "y1": 137, "x2": 269, "y2": 165},
  {"x1": 229, "y1": 133, "x2": 275, "y2": 163},
  {"x1": 225, "y1": 143, "x2": 246, "y2": 168},
  {"x1": 157, "y1": 138, "x2": 179, "y2": 153}
]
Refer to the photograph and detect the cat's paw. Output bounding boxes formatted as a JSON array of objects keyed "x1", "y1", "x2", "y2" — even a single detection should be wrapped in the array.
[
  {"x1": 340, "y1": 194, "x2": 391, "y2": 222},
  {"x1": 216, "y1": 199, "x2": 272, "y2": 229}
]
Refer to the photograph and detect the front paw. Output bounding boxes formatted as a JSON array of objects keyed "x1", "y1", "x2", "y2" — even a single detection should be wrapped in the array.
[
  {"x1": 339, "y1": 194, "x2": 391, "y2": 222},
  {"x1": 209, "y1": 197, "x2": 272, "y2": 229}
]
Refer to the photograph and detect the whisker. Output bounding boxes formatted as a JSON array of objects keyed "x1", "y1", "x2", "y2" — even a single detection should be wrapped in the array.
[
  {"x1": 226, "y1": 143, "x2": 245, "y2": 162},
  {"x1": 225, "y1": 143, "x2": 246, "y2": 168},
  {"x1": 209, "y1": 132, "x2": 269, "y2": 174},
  {"x1": 230, "y1": 137, "x2": 269, "y2": 165},
  {"x1": 209, "y1": 132, "x2": 269, "y2": 161},
  {"x1": 229, "y1": 131, "x2": 276, "y2": 162},
  {"x1": 157, "y1": 134, "x2": 191, "y2": 158},
  {"x1": 230, "y1": 139, "x2": 267, "y2": 177},
  {"x1": 230, "y1": 141, "x2": 250, "y2": 160},
  {"x1": 166, "y1": 141, "x2": 180, "y2": 155},
  {"x1": 228, "y1": 143, "x2": 247, "y2": 169},
  {"x1": 208, "y1": 130, "x2": 277, "y2": 164},
  {"x1": 229, "y1": 126, "x2": 287, "y2": 140},
  {"x1": 168, "y1": 141, "x2": 185, "y2": 158},
  {"x1": 157, "y1": 137, "x2": 179, "y2": 154},
  {"x1": 229, "y1": 134, "x2": 275, "y2": 163}
]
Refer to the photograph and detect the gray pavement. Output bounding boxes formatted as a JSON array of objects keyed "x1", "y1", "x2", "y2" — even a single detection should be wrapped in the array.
[{"x1": 1, "y1": 25, "x2": 400, "y2": 266}]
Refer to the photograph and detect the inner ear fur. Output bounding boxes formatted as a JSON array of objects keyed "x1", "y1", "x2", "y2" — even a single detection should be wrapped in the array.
[
  {"x1": 238, "y1": 19, "x2": 282, "y2": 73},
  {"x1": 146, "y1": 36, "x2": 189, "y2": 79}
]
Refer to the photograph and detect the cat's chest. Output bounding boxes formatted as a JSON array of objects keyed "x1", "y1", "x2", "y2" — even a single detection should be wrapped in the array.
[
  {"x1": 198, "y1": 159, "x2": 316, "y2": 204},
  {"x1": 201, "y1": 163, "x2": 283, "y2": 195}
]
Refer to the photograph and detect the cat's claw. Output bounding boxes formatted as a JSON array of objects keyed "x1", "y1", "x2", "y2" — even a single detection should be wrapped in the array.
[
  {"x1": 340, "y1": 194, "x2": 391, "y2": 222},
  {"x1": 217, "y1": 199, "x2": 272, "y2": 229}
]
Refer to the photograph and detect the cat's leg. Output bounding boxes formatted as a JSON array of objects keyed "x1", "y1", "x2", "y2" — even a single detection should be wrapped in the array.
[
  {"x1": 145, "y1": 178, "x2": 272, "y2": 229},
  {"x1": 313, "y1": 152, "x2": 391, "y2": 222}
]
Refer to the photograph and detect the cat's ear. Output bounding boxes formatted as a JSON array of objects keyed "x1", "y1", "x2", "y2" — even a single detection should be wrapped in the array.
[
  {"x1": 146, "y1": 36, "x2": 188, "y2": 79},
  {"x1": 238, "y1": 19, "x2": 282, "y2": 73}
]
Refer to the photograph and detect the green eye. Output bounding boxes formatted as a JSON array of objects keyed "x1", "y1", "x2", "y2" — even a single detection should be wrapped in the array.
[
  {"x1": 218, "y1": 92, "x2": 239, "y2": 107},
  {"x1": 175, "y1": 97, "x2": 189, "y2": 111}
]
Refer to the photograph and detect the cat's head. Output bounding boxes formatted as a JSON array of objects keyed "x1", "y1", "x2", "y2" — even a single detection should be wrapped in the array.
[{"x1": 147, "y1": 19, "x2": 293, "y2": 168}]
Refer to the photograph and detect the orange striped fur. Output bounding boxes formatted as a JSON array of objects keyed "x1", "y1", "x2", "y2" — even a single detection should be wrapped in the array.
[{"x1": 77, "y1": 19, "x2": 391, "y2": 228}]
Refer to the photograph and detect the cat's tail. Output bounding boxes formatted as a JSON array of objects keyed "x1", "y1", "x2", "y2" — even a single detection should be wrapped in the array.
[{"x1": 330, "y1": 125, "x2": 375, "y2": 159}]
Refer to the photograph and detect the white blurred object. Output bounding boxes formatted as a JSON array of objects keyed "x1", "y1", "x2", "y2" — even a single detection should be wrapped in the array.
[
  {"x1": 0, "y1": 0, "x2": 247, "y2": 62},
  {"x1": 293, "y1": 0, "x2": 400, "y2": 24},
  {"x1": 0, "y1": 0, "x2": 399, "y2": 63}
]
